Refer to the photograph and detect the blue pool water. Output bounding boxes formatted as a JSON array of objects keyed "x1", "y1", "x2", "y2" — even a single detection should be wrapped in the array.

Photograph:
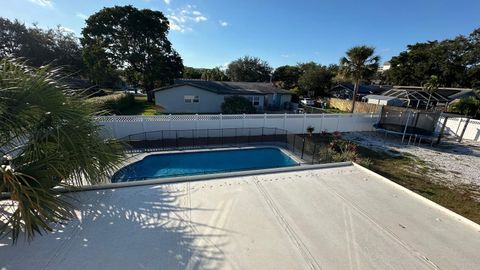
[{"x1": 112, "y1": 147, "x2": 298, "y2": 182}]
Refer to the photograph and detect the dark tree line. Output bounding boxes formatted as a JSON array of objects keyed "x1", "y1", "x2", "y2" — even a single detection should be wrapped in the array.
[
  {"x1": 0, "y1": 5, "x2": 184, "y2": 102},
  {"x1": 0, "y1": 18, "x2": 84, "y2": 72},
  {"x1": 385, "y1": 28, "x2": 480, "y2": 88}
]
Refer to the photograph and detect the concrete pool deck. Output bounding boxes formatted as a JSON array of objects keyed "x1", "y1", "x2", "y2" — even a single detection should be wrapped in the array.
[{"x1": 1, "y1": 164, "x2": 479, "y2": 269}]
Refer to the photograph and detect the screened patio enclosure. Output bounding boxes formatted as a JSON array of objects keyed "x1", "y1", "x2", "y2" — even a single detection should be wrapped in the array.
[{"x1": 381, "y1": 88, "x2": 449, "y2": 110}]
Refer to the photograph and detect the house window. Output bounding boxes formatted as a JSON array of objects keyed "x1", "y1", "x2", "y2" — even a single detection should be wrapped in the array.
[
  {"x1": 184, "y1": 95, "x2": 199, "y2": 103},
  {"x1": 248, "y1": 96, "x2": 260, "y2": 106}
]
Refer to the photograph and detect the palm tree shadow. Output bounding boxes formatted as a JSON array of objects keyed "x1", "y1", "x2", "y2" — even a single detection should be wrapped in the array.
[{"x1": 0, "y1": 183, "x2": 231, "y2": 270}]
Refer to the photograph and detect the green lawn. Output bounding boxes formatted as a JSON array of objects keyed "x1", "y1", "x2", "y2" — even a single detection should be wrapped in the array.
[
  {"x1": 356, "y1": 146, "x2": 480, "y2": 224},
  {"x1": 118, "y1": 95, "x2": 161, "y2": 115}
]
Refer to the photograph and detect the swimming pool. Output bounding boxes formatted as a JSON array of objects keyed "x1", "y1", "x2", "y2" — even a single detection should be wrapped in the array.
[{"x1": 112, "y1": 147, "x2": 298, "y2": 182}]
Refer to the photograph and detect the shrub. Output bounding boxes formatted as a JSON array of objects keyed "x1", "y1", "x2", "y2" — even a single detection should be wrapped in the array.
[
  {"x1": 221, "y1": 95, "x2": 256, "y2": 114},
  {"x1": 86, "y1": 92, "x2": 135, "y2": 114}
]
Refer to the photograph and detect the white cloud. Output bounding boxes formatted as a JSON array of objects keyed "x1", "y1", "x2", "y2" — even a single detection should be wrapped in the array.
[
  {"x1": 219, "y1": 20, "x2": 228, "y2": 27},
  {"x1": 167, "y1": 6, "x2": 207, "y2": 33},
  {"x1": 76, "y1": 12, "x2": 88, "y2": 20},
  {"x1": 194, "y1": 16, "x2": 207, "y2": 22},
  {"x1": 59, "y1": 26, "x2": 75, "y2": 34},
  {"x1": 164, "y1": 0, "x2": 170, "y2": 5},
  {"x1": 28, "y1": 0, "x2": 53, "y2": 8}
]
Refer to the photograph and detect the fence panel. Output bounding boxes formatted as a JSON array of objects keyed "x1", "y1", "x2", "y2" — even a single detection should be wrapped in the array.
[{"x1": 94, "y1": 112, "x2": 380, "y2": 139}]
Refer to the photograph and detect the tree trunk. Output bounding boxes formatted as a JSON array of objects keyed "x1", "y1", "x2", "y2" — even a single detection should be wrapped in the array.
[
  {"x1": 351, "y1": 80, "x2": 359, "y2": 113},
  {"x1": 147, "y1": 89, "x2": 154, "y2": 103}
]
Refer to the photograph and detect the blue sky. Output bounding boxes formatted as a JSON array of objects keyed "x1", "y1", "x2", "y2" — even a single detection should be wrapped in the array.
[{"x1": 1, "y1": 0, "x2": 479, "y2": 68}]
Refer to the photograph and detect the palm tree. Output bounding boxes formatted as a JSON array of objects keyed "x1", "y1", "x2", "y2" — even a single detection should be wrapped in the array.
[
  {"x1": 423, "y1": 75, "x2": 440, "y2": 111},
  {"x1": 0, "y1": 59, "x2": 125, "y2": 243},
  {"x1": 339, "y1": 46, "x2": 380, "y2": 113}
]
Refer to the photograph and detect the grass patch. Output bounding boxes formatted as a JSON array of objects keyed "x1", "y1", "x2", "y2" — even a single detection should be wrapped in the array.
[
  {"x1": 118, "y1": 95, "x2": 161, "y2": 115},
  {"x1": 356, "y1": 145, "x2": 480, "y2": 224}
]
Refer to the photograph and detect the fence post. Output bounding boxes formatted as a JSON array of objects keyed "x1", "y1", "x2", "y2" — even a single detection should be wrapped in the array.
[
  {"x1": 264, "y1": 113, "x2": 267, "y2": 127},
  {"x1": 301, "y1": 137, "x2": 306, "y2": 159},
  {"x1": 292, "y1": 135, "x2": 296, "y2": 152},
  {"x1": 242, "y1": 113, "x2": 246, "y2": 128},
  {"x1": 436, "y1": 116, "x2": 448, "y2": 145},
  {"x1": 458, "y1": 118, "x2": 470, "y2": 143},
  {"x1": 283, "y1": 113, "x2": 287, "y2": 130},
  {"x1": 195, "y1": 114, "x2": 199, "y2": 130},
  {"x1": 175, "y1": 130, "x2": 178, "y2": 148},
  {"x1": 220, "y1": 114, "x2": 223, "y2": 129},
  {"x1": 302, "y1": 113, "x2": 307, "y2": 134},
  {"x1": 169, "y1": 114, "x2": 172, "y2": 130},
  {"x1": 311, "y1": 143, "x2": 317, "y2": 164},
  {"x1": 192, "y1": 129, "x2": 195, "y2": 148}
]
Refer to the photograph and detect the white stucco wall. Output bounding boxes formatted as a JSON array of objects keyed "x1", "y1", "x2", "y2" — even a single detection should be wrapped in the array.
[{"x1": 154, "y1": 85, "x2": 265, "y2": 113}]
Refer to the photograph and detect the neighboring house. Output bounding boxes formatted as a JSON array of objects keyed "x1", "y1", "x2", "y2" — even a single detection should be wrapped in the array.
[
  {"x1": 378, "y1": 61, "x2": 391, "y2": 73},
  {"x1": 362, "y1": 95, "x2": 403, "y2": 106},
  {"x1": 329, "y1": 83, "x2": 388, "y2": 100},
  {"x1": 154, "y1": 79, "x2": 292, "y2": 113}
]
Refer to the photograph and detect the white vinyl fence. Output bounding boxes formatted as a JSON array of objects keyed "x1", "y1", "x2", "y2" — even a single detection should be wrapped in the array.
[
  {"x1": 95, "y1": 113, "x2": 379, "y2": 139},
  {"x1": 437, "y1": 116, "x2": 480, "y2": 142}
]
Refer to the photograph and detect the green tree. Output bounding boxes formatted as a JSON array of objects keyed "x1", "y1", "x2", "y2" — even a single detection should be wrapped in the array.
[
  {"x1": 451, "y1": 96, "x2": 480, "y2": 118},
  {"x1": 81, "y1": 6, "x2": 184, "y2": 102},
  {"x1": 0, "y1": 59, "x2": 124, "y2": 243},
  {"x1": 226, "y1": 56, "x2": 273, "y2": 82},
  {"x1": 0, "y1": 18, "x2": 84, "y2": 72},
  {"x1": 423, "y1": 75, "x2": 440, "y2": 110},
  {"x1": 183, "y1": 67, "x2": 204, "y2": 79},
  {"x1": 385, "y1": 28, "x2": 480, "y2": 88},
  {"x1": 339, "y1": 46, "x2": 380, "y2": 113},
  {"x1": 273, "y1": 65, "x2": 301, "y2": 89},
  {"x1": 297, "y1": 62, "x2": 335, "y2": 97},
  {"x1": 221, "y1": 96, "x2": 256, "y2": 114},
  {"x1": 201, "y1": 67, "x2": 229, "y2": 81}
]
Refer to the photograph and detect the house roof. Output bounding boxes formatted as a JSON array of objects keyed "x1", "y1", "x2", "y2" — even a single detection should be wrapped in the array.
[
  {"x1": 330, "y1": 83, "x2": 387, "y2": 95},
  {"x1": 154, "y1": 79, "x2": 292, "y2": 95},
  {"x1": 2, "y1": 165, "x2": 479, "y2": 269}
]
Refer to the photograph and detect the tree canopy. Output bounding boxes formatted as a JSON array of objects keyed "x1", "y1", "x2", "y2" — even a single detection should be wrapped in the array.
[
  {"x1": 81, "y1": 5, "x2": 183, "y2": 101},
  {"x1": 0, "y1": 18, "x2": 84, "y2": 72},
  {"x1": 226, "y1": 56, "x2": 273, "y2": 82},
  {"x1": 297, "y1": 63, "x2": 336, "y2": 97},
  {"x1": 339, "y1": 46, "x2": 380, "y2": 112},
  {"x1": 385, "y1": 28, "x2": 480, "y2": 88},
  {"x1": 273, "y1": 65, "x2": 301, "y2": 89}
]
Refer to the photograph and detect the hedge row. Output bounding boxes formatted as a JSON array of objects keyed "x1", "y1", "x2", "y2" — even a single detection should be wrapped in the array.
[{"x1": 86, "y1": 92, "x2": 135, "y2": 114}]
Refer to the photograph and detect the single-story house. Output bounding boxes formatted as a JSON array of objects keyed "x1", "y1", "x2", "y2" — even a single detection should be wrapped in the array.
[
  {"x1": 329, "y1": 83, "x2": 389, "y2": 100},
  {"x1": 362, "y1": 94, "x2": 403, "y2": 106},
  {"x1": 154, "y1": 79, "x2": 292, "y2": 113}
]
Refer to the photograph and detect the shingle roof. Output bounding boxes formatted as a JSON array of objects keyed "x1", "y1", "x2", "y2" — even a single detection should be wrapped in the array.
[{"x1": 154, "y1": 79, "x2": 292, "y2": 95}]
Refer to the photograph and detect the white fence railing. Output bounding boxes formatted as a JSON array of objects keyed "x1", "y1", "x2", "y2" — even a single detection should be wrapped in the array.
[
  {"x1": 95, "y1": 113, "x2": 379, "y2": 139},
  {"x1": 437, "y1": 116, "x2": 480, "y2": 142}
]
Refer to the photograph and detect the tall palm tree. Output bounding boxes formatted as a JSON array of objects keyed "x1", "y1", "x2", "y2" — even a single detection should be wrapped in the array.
[
  {"x1": 0, "y1": 59, "x2": 125, "y2": 243},
  {"x1": 423, "y1": 75, "x2": 440, "y2": 111},
  {"x1": 339, "y1": 46, "x2": 380, "y2": 113}
]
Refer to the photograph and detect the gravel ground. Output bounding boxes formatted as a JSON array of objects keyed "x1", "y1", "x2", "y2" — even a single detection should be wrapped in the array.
[{"x1": 343, "y1": 132, "x2": 480, "y2": 187}]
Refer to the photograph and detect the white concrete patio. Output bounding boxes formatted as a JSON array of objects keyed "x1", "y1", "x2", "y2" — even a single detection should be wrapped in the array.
[{"x1": 1, "y1": 164, "x2": 479, "y2": 270}]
